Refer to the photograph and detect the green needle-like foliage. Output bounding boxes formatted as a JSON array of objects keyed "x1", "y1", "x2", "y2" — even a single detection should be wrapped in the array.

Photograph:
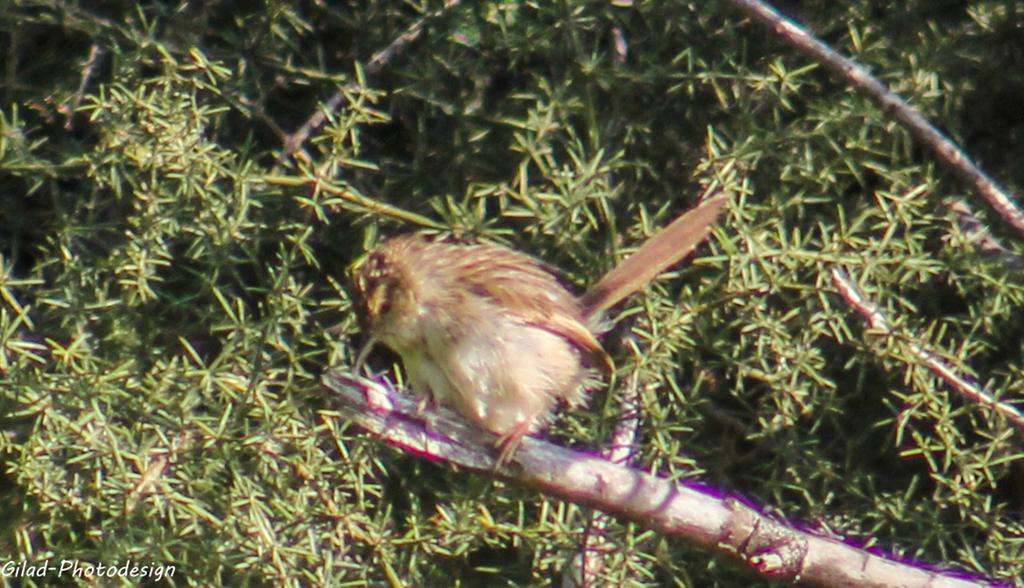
[{"x1": 1, "y1": 1, "x2": 1022, "y2": 586}]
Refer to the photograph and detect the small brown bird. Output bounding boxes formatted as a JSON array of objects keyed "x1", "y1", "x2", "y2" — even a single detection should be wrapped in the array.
[{"x1": 350, "y1": 194, "x2": 728, "y2": 464}]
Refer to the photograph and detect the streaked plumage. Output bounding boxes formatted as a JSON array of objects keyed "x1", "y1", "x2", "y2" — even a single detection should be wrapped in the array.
[
  {"x1": 349, "y1": 194, "x2": 727, "y2": 464},
  {"x1": 351, "y1": 234, "x2": 610, "y2": 461}
]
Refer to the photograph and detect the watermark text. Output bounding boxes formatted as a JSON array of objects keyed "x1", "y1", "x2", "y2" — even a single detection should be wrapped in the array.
[{"x1": 2, "y1": 559, "x2": 175, "y2": 582}]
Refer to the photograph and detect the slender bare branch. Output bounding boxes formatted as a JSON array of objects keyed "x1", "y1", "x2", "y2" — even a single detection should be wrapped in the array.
[
  {"x1": 277, "y1": 1, "x2": 462, "y2": 165},
  {"x1": 724, "y1": 0, "x2": 1024, "y2": 237},
  {"x1": 64, "y1": 44, "x2": 104, "y2": 130},
  {"x1": 831, "y1": 268, "x2": 1024, "y2": 433},
  {"x1": 563, "y1": 340, "x2": 646, "y2": 587},
  {"x1": 321, "y1": 370, "x2": 997, "y2": 588},
  {"x1": 948, "y1": 200, "x2": 1023, "y2": 268}
]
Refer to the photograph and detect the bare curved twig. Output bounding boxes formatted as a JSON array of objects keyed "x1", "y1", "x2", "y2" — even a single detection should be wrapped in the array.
[
  {"x1": 277, "y1": 1, "x2": 462, "y2": 165},
  {"x1": 563, "y1": 339, "x2": 646, "y2": 587},
  {"x1": 724, "y1": 0, "x2": 1024, "y2": 237},
  {"x1": 831, "y1": 268, "x2": 1024, "y2": 434},
  {"x1": 65, "y1": 44, "x2": 104, "y2": 130}
]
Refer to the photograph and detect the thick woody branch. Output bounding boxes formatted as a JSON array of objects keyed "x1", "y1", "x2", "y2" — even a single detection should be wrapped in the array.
[
  {"x1": 321, "y1": 370, "x2": 995, "y2": 588},
  {"x1": 724, "y1": 0, "x2": 1024, "y2": 238}
]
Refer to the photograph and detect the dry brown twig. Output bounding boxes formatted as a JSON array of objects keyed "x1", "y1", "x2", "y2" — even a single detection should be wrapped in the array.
[
  {"x1": 321, "y1": 371, "x2": 998, "y2": 588},
  {"x1": 724, "y1": 0, "x2": 1024, "y2": 238},
  {"x1": 64, "y1": 44, "x2": 104, "y2": 130},
  {"x1": 277, "y1": 1, "x2": 462, "y2": 165},
  {"x1": 949, "y1": 200, "x2": 1023, "y2": 267},
  {"x1": 562, "y1": 338, "x2": 646, "y2": 588},
  {"x1": 831, "y1": 268, "x2": 1024, "y2": 434}
]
